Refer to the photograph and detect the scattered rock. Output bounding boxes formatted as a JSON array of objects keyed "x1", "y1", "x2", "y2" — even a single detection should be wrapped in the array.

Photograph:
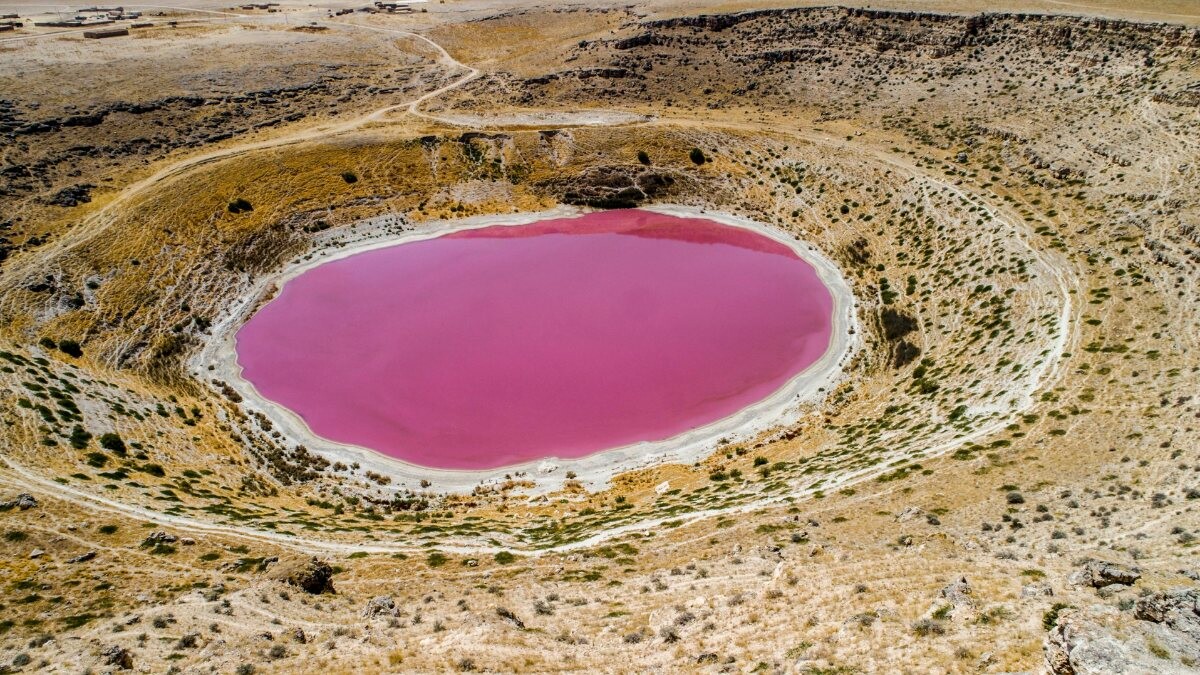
[
  {"x1": 45, "y1": 183, "x2": 95, "y2": 207},
  {"x1": 291, "y1": 627, "x2": 307, "y2": 644},
  {"x1": 1069, "y1": 560, "x2": 1141, "y2": 588},
  {"x1": 100, "y1": 645, "x2": 133, "y2": 670},
  {"x1": 29, "y1": 548, "x2": 44, "y2": 559},
  {"x1": 68, "y1": 550, "x2": 97, "y2": 564},
  {"x1": 1022, "y1": 583, "x2": 1054, "y2": 598},
  {"x1": 895, "y1": 506, "x2": 924, "y2": 522},
  {"x1": 362, "y1": 595, "x2": 398, "y2": 618},
  {"x1": 550, "y1": 164, "x2": 682, "y2": 209},
  {"x1": 180, "y1": 537, "x2": 196, "y2": 546}
]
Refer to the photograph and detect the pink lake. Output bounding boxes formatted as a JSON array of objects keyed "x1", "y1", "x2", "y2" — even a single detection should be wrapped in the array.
[{"x1": 235, "y1": 209, "x2": 834, "y2": 470}]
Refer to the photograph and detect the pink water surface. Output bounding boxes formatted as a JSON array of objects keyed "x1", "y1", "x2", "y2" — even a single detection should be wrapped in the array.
[{"x1": 235, "y1": 209, "x2": 834, "y2": 470}]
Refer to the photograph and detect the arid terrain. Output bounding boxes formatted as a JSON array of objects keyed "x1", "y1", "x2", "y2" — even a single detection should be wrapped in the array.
[{"x1": 0, "y1": 0, "x2": 1198, "y2": 672}]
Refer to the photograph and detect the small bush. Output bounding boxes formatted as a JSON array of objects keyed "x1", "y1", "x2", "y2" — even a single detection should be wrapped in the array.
[
  {"x1": 1006, "y1": 491, "x2": 1025, "y2": 504},
  {"x1": 69, "y1": 425, "x2": 92, "y2": 450},
  {"x1": 912, "y1": 618, "x2": 945, "y2": 636},
  {"x1": 227, "y1": 198, "x2": 253, "y2": 214},
  {"x1": 1043, "y1": 603, "x2": 1070, "y2": 630},
  {"x1": 689, "y1": 148, "x2": 706, "y2": 165},
  {"x1": 58, "y1": 340, "x2": 83, "y2": 358},
  {"x1": 98, "y1": 433, "x2": 126, "y2": 455},
  {"x1": 637, "y1": 151, "x2": 651, "y2": 165},
  {"x1": 340, "y1": 171, "x2": 358, "y2": 184},
  {"x1": 427, "y1": 552, "x2": 448, "y2": 568},
  {"x1": 493, "y1": 551, "x2": 515, "y2": 565}
]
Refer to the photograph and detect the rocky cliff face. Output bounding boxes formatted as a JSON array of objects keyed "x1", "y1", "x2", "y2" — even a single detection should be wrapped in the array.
[
  {"x1": 1046, "y1": 591, "x2": 1200, "y2": 674},
  {"x1": 468, "y1": 7, "x2": 1199, "y2": 110}
]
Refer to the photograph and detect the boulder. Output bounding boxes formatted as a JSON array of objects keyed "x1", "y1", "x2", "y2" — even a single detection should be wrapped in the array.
[
  {"x1": 100, "y1": 645, "x2": 133, "y2": 670},
  {"x1": 142, "y1": 531, "x2": 178, "y2": 546},
  {"x1": 362, "y1": 595, "x2": 398, "y2": 618},
  {"x1": 1069, "y1": 560, "x2": 1141, "y2": 588},
  {"x1": 1045, "y1": 610, "x2": 1138, "y2": 674},
  {"x1": 1022, "y1": 582, "x2": 1054, "y2": 598},
  {"x1": 273, "y1": 557, "x2": 335, "y2": 594},
  {"x1": 1046, "y1": 605, "x2": 1200, "y2": 674},
  {"x1": 0, "y1": 493, "x2": 38, "y2": 510},
  {"x1": 1135, "y1": 588, "x2": 1200, "y2": 643},
  {"x1": 67, "y1": 551, "x2": 97, "y2": 564},
  {"x1": 937, "y1": 576, "x2": 975, "y2": 616}
]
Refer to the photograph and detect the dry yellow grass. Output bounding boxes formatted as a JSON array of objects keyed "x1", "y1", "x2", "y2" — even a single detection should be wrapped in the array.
[{"x1": 0, "y1": 1, "x2": 1196, "y2": 672}]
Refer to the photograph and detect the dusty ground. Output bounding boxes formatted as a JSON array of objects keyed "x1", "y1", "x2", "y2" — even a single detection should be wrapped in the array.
[{"x1": 0, "y1": 0, "x2": 1197, "y2": 673}]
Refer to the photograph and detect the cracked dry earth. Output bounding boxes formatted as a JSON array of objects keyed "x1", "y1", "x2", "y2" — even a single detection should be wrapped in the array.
[{"x1": 0, "y1": 0, "x2": 1198, "y2": 673}]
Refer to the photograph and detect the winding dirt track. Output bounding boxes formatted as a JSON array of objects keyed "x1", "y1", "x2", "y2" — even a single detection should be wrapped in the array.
[{"x1": 0, "y1": 20, "x2": 1080, "y2": 557}]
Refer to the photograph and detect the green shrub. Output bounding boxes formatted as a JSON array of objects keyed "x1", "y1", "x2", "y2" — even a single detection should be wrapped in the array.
[
  {"x1": 227, "y1": 198, "x2": 253, "y2": 214},
  {"x1": 58, "y1": 340, "x2": 83, "y2": 358},
  {"x1": 1043, "y1": 603, "x2": 1070, "y2": 630},
  {"x1": 97, "y1": 432, "x2": 125, "y2": 454},
  {"x1": 69, "y1": 425, "x2": 92, "y2": 450},
  {"x1": 494, "y1": 551, "x2": 516, "y2": 565},
  {"x1": 689, "y1": 148, "x2": 706, "y2": 165}
]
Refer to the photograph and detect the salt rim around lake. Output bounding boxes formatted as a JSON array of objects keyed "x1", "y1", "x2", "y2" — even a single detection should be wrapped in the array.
[{"x1": 196, "y1": 205, "x2": 859, "y2": 494}]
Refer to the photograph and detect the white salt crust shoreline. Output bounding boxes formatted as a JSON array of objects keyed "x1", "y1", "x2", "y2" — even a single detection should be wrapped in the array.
[{"x1": 194, "y1": 205, "x2": 859, "y2": 495}]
